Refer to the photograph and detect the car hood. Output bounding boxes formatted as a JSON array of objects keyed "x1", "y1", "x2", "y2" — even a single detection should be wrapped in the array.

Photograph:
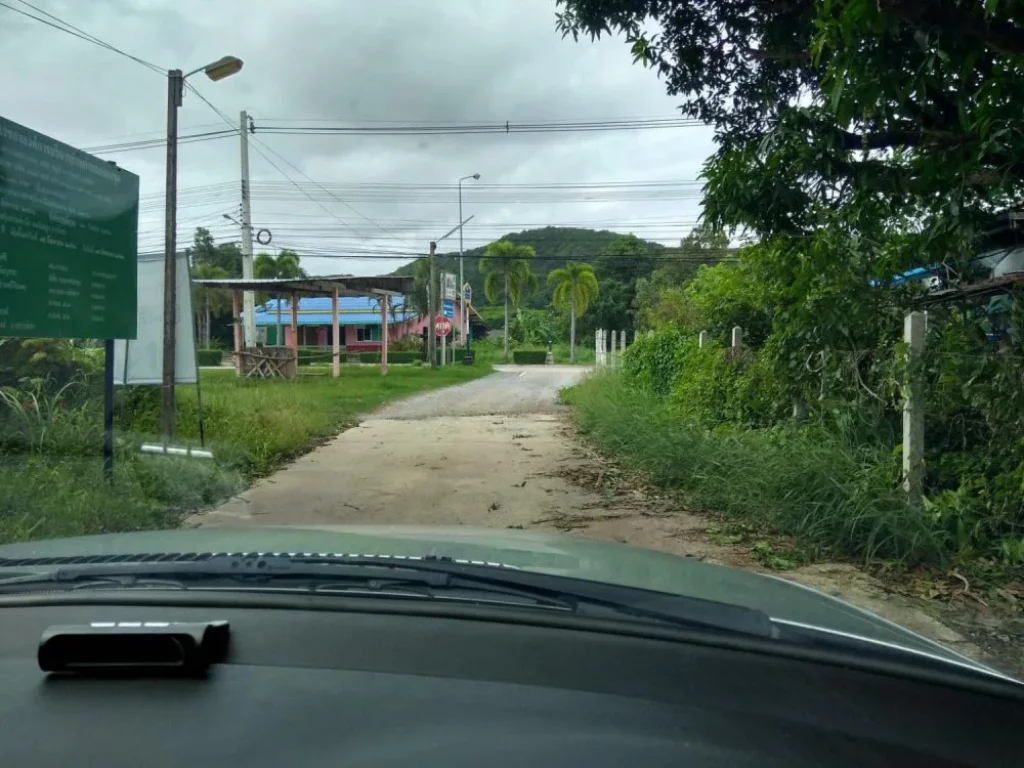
[{"x1": 0, "y1": 524, "x2": 997, "y2": 675}]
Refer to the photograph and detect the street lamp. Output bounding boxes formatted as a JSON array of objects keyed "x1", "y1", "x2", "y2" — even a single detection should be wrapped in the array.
[
  {"x1": 162, "y1": 56, "x2": 243, "y2": 440},
  {"x1": 458, "y1": 173, "x2": 479, "y2": 355}
]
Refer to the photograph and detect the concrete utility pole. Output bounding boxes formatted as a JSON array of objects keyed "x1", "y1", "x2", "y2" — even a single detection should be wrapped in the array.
[
  {"x1": 239, "y1": 110, "x2": 256, "y2": 348},
  {"x1": 428, "y1": 240, "x2": 438, "y2": 368},
  {"x1": 161, "y1": 56, "x2": 243, "y2": 440},
  {"x1": 903, "y1": 311, "x2": 926, "y2": 507},
  {"x1": 458, "y1": 173, "x2": 480, "y2": 348}
]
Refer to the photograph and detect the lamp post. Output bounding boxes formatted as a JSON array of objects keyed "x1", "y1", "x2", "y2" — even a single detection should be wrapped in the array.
[
  {"x1": 162, "y1": 55, "x2": 243, "y2": 440},
  {"x1": 458, "y1": 173, "x2": 479, "y2": 353}
]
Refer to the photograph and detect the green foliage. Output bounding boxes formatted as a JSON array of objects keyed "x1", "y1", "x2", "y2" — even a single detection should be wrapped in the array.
[
  {"x1": 0, "y1": 366, "x2": 493, "y2": 545},
  {"x1": 0, "y1": 338, "x2": 101, "y2": 391},
  {"x1": 196, "y1": 349, "x2": 224, "y2": 367},
  {"x1": 358, "y1": 352, "x2": 420, "y2": 364},
  {"x1": 512, "y1": 350, "x2": 548, "y2": 365},
  {"x1": 568, "y1": 374, "x2": 946, "y2": 565},
  {"x1": 480, "y1": 240, "x2": 539, "y2": 360}
]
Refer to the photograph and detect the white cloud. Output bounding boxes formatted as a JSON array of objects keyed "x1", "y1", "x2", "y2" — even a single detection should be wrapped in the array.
[{"x1": 0, "y1": 0, "x2": 714, "y2": 275}]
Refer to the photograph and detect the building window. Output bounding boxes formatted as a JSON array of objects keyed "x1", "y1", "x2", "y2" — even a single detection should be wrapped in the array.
[{"x1": 356, "y1": 325, "x2": 380, "y2": 342}]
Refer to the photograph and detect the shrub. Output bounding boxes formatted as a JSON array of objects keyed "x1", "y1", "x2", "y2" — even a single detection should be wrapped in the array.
[
  {"x1": 196, "y1": 349, "x2": 223, "y2": 366},
  {"x1": 512, "y1": 350, "x2": 548, "y2": 365},
  {"x1": 359, "y1": 352, "x2": 420, "y2": 364},
  {"x1": 622, "y1": 326, "x2": 691, "y2": 394}
]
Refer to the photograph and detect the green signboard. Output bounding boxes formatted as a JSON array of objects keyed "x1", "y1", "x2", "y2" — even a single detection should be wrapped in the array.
[{"x1": 0, "y1": 116, "x2": 139, "y2": 339}]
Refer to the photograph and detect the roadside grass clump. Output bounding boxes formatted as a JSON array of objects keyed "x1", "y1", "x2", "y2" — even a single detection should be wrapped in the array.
[{"x1": 564, "y1": 373, "x2": 948, "y2": 567}]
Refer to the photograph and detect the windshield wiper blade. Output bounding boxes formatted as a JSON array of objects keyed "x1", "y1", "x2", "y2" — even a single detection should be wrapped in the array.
[{"x1": 0, "y1": 554, "x2": 774, "y2": 637}]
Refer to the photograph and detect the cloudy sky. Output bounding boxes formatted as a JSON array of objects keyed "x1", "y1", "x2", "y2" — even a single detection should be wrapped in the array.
[{"x1": 0, "y1": 0, "x2": 714, "y2": 276}]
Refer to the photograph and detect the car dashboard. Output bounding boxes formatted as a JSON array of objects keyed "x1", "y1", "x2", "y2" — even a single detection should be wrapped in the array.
[{"x1": 0, "y1": 595, "x2": 1019, "y2": 767}]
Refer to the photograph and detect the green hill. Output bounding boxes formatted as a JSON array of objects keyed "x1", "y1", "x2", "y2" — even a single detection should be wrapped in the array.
[{"x1": 390, "y1": 226, "x2": 665, "y2": 319}]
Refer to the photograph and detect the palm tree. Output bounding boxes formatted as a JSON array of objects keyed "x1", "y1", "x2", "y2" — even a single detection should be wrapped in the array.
[
  {"x1": 480, "y1": 240, "x2": 537, "y2": 361},
  {"x1": 547, "y1": 262, "x2": 599, "y2": 362}
]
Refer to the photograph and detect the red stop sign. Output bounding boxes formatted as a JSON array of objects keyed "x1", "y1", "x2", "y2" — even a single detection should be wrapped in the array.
[{"x1": 434, "y1": 316, "x2": 452, "y2": 336}]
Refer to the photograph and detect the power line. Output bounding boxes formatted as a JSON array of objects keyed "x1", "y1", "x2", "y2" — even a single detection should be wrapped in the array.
[
  {"x1": 4, "y1": 0, "x2": 164, "y2": 75},
  {"x1": 248, "y1": 136, "x2": 420, "y2": 251},
  {"x1": 251, "y1": 117, "x2": 706, "y2": 137},
  {"x1": 83, "y1": 128, "x2": 236, "y2": 154}
]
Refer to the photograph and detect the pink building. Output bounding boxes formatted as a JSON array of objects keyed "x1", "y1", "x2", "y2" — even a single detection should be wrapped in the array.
[{"x1": 253, "y1": 296, "x2": 485, "y2": 351}]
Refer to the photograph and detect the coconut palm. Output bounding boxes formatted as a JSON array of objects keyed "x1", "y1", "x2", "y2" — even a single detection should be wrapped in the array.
[
  {"x1": 479, "y1": 240, "x2": 538, "y2": 361},
  {"x1": 190, "y1": 263, "x2": 231, "y2": 346},
  {"x1": 547, "y1": 262, "x2": 599, "y2": 362}
]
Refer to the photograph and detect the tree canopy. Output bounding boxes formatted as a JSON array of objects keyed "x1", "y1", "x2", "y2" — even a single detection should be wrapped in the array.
[{"x1": 556, "y1": 0, "x2": 1024, "y2": 264}]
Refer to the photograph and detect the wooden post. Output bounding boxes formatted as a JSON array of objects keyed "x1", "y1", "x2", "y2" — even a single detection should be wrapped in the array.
[
  {"x1": 331, "y1": 286, "x2": 340, "y2": 378},
  {"x1": 903, "y1": 311, "x2": 926, "y2": 507},
  {"x1": 698, "y1": 330, "x2": 709, "y2": 348},
  {"x1": 380, "y1": 294, "x2": 389, "y2": 375},
  {"x1": 290, "y1": 292, "x2": 299, "y2": 369},
  {"x1": 232, "y1": 290, "x2": 242, "y2": 377}
]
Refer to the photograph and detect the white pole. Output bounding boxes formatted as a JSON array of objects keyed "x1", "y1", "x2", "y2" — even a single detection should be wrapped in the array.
[
  {"x1": 699, "y1": 330, "x2": 709, "y2": 348},
  {"x1": 458, "y1": 182, "x2": 465, "y2": 348},
  {"x1": 610, "y1": 330, "x2": 617, "y2": 369},
  {"x1": 239, "y1": 110, "x2": 256, "y2": 348},
  {"x1": 441, "y1": 327, "x2": 447, "y2": 366},
  {"x1": 620, "y1": 330, "x2": 626, "y2": 355},
  {"x1": 903, "y1": 311, "x2": 926, "y2": 506},
  {"x1": 595, "y1": 329, "x2": 602, "y2": 366}
]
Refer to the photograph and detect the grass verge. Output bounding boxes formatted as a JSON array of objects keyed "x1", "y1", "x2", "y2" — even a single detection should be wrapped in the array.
[
  {"x1": 562, "y1": 373, "x2": 947, "y2": 567},
  {"x1": 0, "y1": 364, "x2": 492, "y2": 545}
]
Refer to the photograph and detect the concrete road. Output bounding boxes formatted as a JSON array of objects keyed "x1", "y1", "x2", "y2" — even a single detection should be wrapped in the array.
[
  {"x1": 188, "y1": 362, "x2": 995, "y2": 675},
  {"x1": 191, "y1": 365, "x2": 594, "y2": 529}
]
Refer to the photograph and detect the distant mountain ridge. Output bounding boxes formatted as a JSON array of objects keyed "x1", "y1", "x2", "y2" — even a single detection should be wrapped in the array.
[{"x1": 389, "y1": 226, "x2": 664, "y2": 310}]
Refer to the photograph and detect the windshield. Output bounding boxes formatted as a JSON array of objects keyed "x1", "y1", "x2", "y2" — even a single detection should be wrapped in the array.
[{"x1": 0, "y1": 0, "x2": 1022, "y2": 682}]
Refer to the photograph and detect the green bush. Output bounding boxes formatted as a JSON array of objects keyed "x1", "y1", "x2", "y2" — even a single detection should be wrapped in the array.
[
  {"x1": 196, "y1": 349, "x2": 223, "y2": 366},
  {"x1": 512, "y1": 350, "x2": 548, "y2": 365},
  {"x1": 359, "y1": 352, "x2": 420, "y2": 364}
]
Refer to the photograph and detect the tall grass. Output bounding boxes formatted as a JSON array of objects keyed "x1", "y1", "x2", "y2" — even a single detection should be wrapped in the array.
[
  {"x1": 564, "y1": 373, "x2": 948, "y2": 566},
  {"x1": 0, "y1": 364, "x2": 493, "y2": 544}
]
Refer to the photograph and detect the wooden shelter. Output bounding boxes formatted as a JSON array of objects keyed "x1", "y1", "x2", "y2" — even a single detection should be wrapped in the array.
[{"x1": 192, "y1": 275, "x2": 414, "y2": 378}]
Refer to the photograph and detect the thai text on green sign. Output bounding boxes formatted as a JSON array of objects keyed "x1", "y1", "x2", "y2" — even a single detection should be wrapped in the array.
[{"x1": 0, "y1": 115, "x2": 139, "y2": 339}]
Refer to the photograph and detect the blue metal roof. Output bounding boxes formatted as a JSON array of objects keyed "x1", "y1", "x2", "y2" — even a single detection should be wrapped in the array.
[{"x1": 252, "y1": 296, "x2": 416, "y2": 327}]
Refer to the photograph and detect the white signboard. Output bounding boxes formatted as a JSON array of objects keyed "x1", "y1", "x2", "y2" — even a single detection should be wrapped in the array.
[
  {"x1": 114, "y1": 251, "x2": 197, "y2": 385},
  {"x1": 442, "y1": 272, "x2": 457, "y2": 301}
]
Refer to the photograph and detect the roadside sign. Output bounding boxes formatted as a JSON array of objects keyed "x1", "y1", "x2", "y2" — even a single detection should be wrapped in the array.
[
  {"x1": 443, "y1": 299, "x2": 455, "y2": 319},
  {"x1": 463, "y1": 283, "x2": 471, "y2": 302},
  {"x1": 442, "y1": 271, "x2": 456, "y2": 300},
  {"x1": 0, "y1": 116, "x2": 139, "y2": 339},
  {"x1": 434, "y1": 315, "x2": 452, "y2": 336}
]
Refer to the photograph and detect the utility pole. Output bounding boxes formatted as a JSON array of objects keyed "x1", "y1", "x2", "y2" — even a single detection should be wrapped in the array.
[
  {"x1": 160, "y1": 56, "x2": 243, "y2": 441},
  {"x1": 457, "y1": 173, "x2": 479, "y2": 350},
  {"x1": 162, "y1": 68, "x2": 183, "y2": 440},
  {"x1": 428, "y1": 240, "x2": 437, "y2": 368},
  {"x1": 239, "y1": 110, "x2": 256, "y2": 347}
]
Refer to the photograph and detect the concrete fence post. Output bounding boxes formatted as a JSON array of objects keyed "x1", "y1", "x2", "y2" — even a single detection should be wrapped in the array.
[
  {"x1": 731, "y1": 326, "x2": 743, "y2": 350},
  {"x1": 609, "y1": 330, "x2": 617, "y2": 369},
  {"x1": 620, "y1": 330, "x2": 626, "y2": 355},
  {"x1": 902, "y1": 311, "x2": 926, "y2": 507},
  {"x1": 698, "y1": 330, "x2": 709, "y2": 348},
  {"x1": 595, "y1": 329, "x2": 603, "y2": 366}
]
